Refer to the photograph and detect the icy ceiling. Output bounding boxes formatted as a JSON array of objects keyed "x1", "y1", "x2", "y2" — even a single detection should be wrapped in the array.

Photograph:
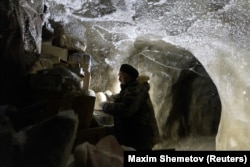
[
  {"x1": 44, "y1": 0, "x2": 250, "y2": 72},
  {"x1": 42, "y1": 0, "x2": 250, "y2": 149}
]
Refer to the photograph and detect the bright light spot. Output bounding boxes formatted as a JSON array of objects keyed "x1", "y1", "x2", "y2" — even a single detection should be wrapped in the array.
[{"x1": 229, "y1": 138, "x2": 237, "y2": 148}]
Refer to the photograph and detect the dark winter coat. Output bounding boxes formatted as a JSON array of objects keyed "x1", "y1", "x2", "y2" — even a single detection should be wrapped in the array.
[{"x1": 102, "y1": 81, "x2": 159, "y2": 150}]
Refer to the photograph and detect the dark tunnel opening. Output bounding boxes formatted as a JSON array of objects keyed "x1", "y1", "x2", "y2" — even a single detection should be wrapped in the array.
[
  {"x1": 164, "y1": 64, "x2": 221, "y2": 141},
  {"x1": 121, "y1": 38, "x2": 222, "y2": 150}
]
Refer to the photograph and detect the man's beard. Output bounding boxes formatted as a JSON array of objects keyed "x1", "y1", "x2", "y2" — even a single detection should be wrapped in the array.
[{"x1": 120, "y1": 83, "x2": 128, "y2": 90}]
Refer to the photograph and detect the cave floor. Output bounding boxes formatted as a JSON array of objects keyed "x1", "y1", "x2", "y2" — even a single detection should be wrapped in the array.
[{"x1": 154, "y1": 136, "x2": 216, "y2": 151}]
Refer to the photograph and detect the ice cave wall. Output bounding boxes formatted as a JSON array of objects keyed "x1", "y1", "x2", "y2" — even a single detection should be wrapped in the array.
[{"x1": 40, "y1": 0, "x2": 250, "y2": 150}]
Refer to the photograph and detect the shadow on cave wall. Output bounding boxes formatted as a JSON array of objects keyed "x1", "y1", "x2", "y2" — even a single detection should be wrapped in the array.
[
  {"x1": 126, "y1": 38, "x2": 222, "y2": 148},
  {"x1": 164, "y1": 67, "x2": 221, "y2": 141}
]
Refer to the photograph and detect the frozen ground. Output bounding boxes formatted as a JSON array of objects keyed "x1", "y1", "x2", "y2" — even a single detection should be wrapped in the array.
[
  {"x1": 154, "y1": 136, "x2": 216, "y2": 151},
  {"x1": 94, "y1": 111, "x2": 215, "y2": 151}
]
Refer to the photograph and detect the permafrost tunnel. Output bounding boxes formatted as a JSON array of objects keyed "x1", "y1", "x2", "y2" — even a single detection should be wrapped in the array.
[
  {"x1": 41, "y1": 0, "x2": 250, "y2": 150},
  {"x1": 0, "y1": 2, "x2": 250, "y2": 166}
]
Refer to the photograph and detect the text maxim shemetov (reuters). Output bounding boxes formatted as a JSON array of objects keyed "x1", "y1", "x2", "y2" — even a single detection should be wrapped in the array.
[{"x1": 124, "y1": 151, "x2": 249, "y2": 166}]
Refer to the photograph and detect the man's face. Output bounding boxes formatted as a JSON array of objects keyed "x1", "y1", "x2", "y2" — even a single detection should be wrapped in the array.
[{"x1": 118, "y1": 71, "x2": 131, "y2": 84}]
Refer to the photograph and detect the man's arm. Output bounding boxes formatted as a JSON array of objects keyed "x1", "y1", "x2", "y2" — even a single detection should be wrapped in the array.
[{"x1": 102, "y1": 86, "x2": 145, "y2": 118}]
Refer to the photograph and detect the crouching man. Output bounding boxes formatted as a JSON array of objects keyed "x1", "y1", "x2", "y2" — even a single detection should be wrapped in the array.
[{"x1": 100, "y1": 64, "x2": 159, "y2": 150}]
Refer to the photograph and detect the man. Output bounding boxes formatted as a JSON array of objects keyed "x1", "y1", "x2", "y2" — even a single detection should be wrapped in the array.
[{"x1": 100, "y1": 64, "x2": 159, "y2": 150}]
